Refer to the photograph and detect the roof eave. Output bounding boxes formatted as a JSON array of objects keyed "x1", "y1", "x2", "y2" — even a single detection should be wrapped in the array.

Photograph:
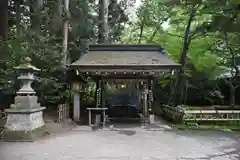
[{"x1": 69, "y1": 64, "x2": 181, "y2": 70}]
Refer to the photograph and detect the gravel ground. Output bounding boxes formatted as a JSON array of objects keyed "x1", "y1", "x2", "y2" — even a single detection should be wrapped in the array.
[{"x1": 0, "y1": 120, "x2": 239, "y2": 160}]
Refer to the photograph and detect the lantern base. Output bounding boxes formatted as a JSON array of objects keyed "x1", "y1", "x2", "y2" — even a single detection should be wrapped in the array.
[{"x1": 2, "y1": 107, "x2": 48, "y2": 141}]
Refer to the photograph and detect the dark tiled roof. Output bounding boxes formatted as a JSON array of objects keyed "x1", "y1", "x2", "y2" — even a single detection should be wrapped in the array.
[{"x1": 70, "y1": 44, "x2": 180, "y2": 67}]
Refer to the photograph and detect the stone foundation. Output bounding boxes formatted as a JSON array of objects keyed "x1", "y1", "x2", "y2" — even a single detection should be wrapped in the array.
[
  {"x1": 11, "y1": 95, "x2": 41, "y2": 109},
  {"x1": 3, "y1": 125, "x2": 49, "y2": 142},
  {"x1": 2, "y1": 107, "x2": 48, "y2": 141},
  {"x1": 149, "y1": 114, "x2": 155, "y2": 124}
]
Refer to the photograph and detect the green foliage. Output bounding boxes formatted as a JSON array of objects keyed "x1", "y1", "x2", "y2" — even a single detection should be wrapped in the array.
[
  {"x1": 81, "y1": 80, "x2": 96, "y2": 105},
  {"x1": 108, "y1": 0, "x2": 134, "y2": 42},
  {"x1": 0, "y1": 0, "x2": 134, "y2": 109},
  {"x1": 2, "y1": 0, "x2": 240, "y2": 109},
  {"x1": 0, "y1": 30, "x2": 67, "y2": 107},
  {"x1": 121, "y1": 0, "x2": 238, "y2": 105}
]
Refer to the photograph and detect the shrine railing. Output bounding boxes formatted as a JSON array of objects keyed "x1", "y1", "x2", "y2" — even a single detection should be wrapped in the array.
[
  {"x1": 57, "y1": 104, "x2": 70, "y2": 122},
  {"x1": 183, "y1": 110, "x2": 240, "y2": 122},
  {"x1": 162, "y1": 105, "x2": 240, "y2": 123}
]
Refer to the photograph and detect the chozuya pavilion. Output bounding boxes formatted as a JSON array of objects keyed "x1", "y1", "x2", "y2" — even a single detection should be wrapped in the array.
[{"x1": 69, "y1": 44, "x2": 180, "y2": 124}]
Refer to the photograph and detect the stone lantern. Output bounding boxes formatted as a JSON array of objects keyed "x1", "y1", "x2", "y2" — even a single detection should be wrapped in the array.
[{"x1": 3, "y1": 57, "x2": 47, "y2": 141}]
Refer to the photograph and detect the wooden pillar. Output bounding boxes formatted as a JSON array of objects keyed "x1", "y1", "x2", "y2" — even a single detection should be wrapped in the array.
[
  {"x1": 73, "y1": 93, "x2": 80, "y2": 121},
  {"x1": 72, "y1": 80, "x2": 81, "y2": 122},
  {"x1": 148, "y1": 79, "x2": 154, "y2": 124},
  {"x1": 88, "y1": 109, "x2": 92, "y2": 126},
  {"x1": 100, "y1": 77, "x2": 105, "y2": 108},
  {"x1": 93, "y1": 78, "x2": 101, "y2": 125},
  {"x1": 142, "y1": 81, "x2": 148, "y2": 117},
  {"x1": 101, "y1": 80, "x2": 106, "y2": 108},
  {"x1": 148, "y1": 79, "x2": 154, "y2": 112},
  {"x1": 95, "y1": 78, "x2": 101, "y2": 108}
]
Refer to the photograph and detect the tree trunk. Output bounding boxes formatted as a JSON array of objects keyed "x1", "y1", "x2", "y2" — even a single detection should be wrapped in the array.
[
  {"x1": 147, "y1": 28, "x2": 158, "y2": 43},
  {"x1": 50, "y1": 0, "x2": 62, "y2": 33},
  {"x1": 98, "y1": 0, "x2": 109, "y2": 43},
  {"x1": 62, "y1": 0, "x2": 69, "y2": 66},
  {"x1": 0, "y1": 0, "x2": 8, "y2": 59},
  {"x1": 224, "y1": 31, "x2": 238, "y2": 108},
  {"x1": 0, "y1": 0, "x2": 8, "y2": 40},
  {"x1": 30, "y1": 0, "x2": 43, "y2": 31},
  {"x1": 170, "y1": 6, "x2": 196, "y2": 106},
  {"x1": 223, "y1": 78, "x2": 235, "y2": 108},
  {"x1": 138, "y1": 21, "x2": 144, "y2": 44},
  {"x1": 15, "y1": 0, "x2": 21, "y2": 36},
  {"x1": 229, "y1": 81, "x2": 235, "y2": 108}
]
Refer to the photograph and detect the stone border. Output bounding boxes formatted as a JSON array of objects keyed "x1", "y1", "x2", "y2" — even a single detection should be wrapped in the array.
[{"x1": 171, "y1": 123, "x2": 240, "y2": 132}]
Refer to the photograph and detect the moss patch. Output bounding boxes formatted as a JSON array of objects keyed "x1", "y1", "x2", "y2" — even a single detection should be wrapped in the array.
[{"x1": 2, "y1": 125, "x2": 49, "y2": 142}]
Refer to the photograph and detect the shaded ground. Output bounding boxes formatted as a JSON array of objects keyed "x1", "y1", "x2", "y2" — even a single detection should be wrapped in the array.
[{"x1": 0, "y1": 118, "x2": 239, "y2": 160}]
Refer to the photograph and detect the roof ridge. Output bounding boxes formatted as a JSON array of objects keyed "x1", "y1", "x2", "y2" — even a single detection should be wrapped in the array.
[{"x1": 88, "y1": 44, "x2": 164, "y2": 52}]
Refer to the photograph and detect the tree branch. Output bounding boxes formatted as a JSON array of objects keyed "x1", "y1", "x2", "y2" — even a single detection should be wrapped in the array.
[
  {"x1": 138, "y1": 21, "x2": 144, "y2": 44},
  {"x1": 190, "y1": 32, "x2": 208, "y2": 41},
  {"x1": 147, "y1": 15, "x2": 172, "y2": 43},
  {"x1": 224, "y1": 31, "x2": 239, "y2": 79},
  {"x1": 161, "y1": 30, "x2": 184, "y2": 38}
]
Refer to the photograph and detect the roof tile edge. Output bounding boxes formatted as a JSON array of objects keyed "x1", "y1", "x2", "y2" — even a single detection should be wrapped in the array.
[{"x1": 88, "y1": 44, "x2": 164, "y2": 52}]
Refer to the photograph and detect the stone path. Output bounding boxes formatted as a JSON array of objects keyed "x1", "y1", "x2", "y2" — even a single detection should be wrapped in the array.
[{"x1": 0, "y1": 120, "x2": 239, "y2": 160}]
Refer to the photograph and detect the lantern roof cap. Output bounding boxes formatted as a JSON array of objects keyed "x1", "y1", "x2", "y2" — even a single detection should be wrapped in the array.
[{"x1": 14, "y1": 57, "x2": 41, "y2": 71}]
